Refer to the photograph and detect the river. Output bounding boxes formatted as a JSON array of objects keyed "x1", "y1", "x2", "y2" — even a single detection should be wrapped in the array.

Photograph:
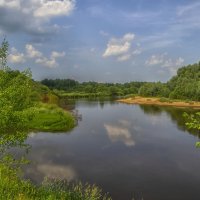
[{"x1": 23, "y1": 100, "x2": 200, "y2": 200}]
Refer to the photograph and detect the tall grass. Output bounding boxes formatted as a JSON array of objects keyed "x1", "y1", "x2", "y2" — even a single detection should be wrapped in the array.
[
  {"x1": 0, "y1": 163, "x2": 111, "y2": 200},
  {"x1": 29, "y1": 103, "x2": 75, "y2": 132}
]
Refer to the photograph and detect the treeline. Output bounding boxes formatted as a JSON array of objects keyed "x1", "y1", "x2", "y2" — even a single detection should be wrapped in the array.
[
  {"x1": 41, "y1": 79, "x2": 146, "y2": 97},
  {"x1": 139, "y1": 62, "x2": 200, "y2": 100},
  {"x1": 41, "y1": 61, "x2": 200, "y2": 101}
]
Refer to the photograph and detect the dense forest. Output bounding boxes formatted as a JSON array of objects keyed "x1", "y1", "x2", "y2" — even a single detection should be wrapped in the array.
[
  {"x1": 41, "y1": 79, "x2": 146, "y2": 97},
  {"x1": 41, "y1": 62, "x2": 200, "y2": 101}
]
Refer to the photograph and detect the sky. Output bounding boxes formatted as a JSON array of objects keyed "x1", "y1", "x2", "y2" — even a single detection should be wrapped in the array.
[{"x1": 0, "y1": 0, "x2": 200, "y2": 83}]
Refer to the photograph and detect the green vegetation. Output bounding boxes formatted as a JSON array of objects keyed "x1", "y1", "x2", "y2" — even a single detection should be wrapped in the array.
[
  {"x1": 29, "y1": 103, "x2": 75, "y2": 132},
  {"x1": 159, "y1": 97, "x2": 173, "y2": 103},
  {"x1": 0, "y1": 68, "x2": 34, "y2": 132},
  {"x1": 41, "y1": 62, "x2": 200, "y2": 102},
  {"x1": 0, "y1": 39, "x2": 111, "y2": 200},
  {"x1": 139, "y1": 63, "x2": 200, "y2": 101},
  {"x1": 184, "y1": 112, "x2": 200, "y2": 147},
  {"x1": 41, "y1": 79, "x2": 146, "y2": 97},
  {"x1": 0, "y1": 162, "x2": 111, "y2": 200}
]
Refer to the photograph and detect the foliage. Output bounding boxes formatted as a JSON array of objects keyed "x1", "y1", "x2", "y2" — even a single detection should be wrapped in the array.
[
  {"x1": 31, "y1": 81, "x2": 59, "y2": 104},
  {"x1": 0, "y1": 39, "x2": 108, "y2": 200},
  {"x1": 0, "y1": 163, "x2": 111, "y2": 200},
  {"x1": 183, "y1": 112, "x2": 200, "y2": 130},
  {"x1": 183, "y1": 112, "x2": 200, "y2": 147},
  {"x1": 167, "y1": 62, "x2": 200, "y2": 101},
  {"x1": 0, "y1": 38, "x2": 9, "y2": 70},
  {"x1": 41, "y1": 61, "x2": 200, "y2": 101},
  {"x1": 41, "y1": 79, "x2": 146, "y2": 97},
  {"x1": 29, "y1": 103, "x2": 75, "y2": 132},
  {"x1": 139, "y1": 82, "x2": 170, "y2": 97},
  {"x1": 0, "y1": 68, "x2": 34, "y2": 132}
]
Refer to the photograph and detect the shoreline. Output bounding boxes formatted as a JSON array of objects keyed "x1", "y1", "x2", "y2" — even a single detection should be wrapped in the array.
[{"x1": 117, "y1": 96, "x2": 200, "y2": 109}]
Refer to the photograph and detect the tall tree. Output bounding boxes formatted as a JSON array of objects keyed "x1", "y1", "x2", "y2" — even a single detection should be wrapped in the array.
[{"x1": 0, "y1": 38, "x2": 9, "y2": 70}]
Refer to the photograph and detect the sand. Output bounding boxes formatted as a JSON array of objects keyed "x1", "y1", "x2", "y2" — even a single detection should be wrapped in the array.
[{"x1": 117, "y1": 96, "x2": 200, "y2": 109}]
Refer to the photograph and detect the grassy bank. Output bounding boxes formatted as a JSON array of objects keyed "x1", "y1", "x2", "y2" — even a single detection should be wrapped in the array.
[
  {"x1": 54, "y1": 90, "x2": 110, "y2": 99},
  {"x1": 29, "y1": 103, "x2": 75, "y2": 132},
  {"x1": 0, "y1": 163, "x2": 111, "y2": 200},
  {"x1": 118, "y1": 96, "x2": 200, "y2": 108}
]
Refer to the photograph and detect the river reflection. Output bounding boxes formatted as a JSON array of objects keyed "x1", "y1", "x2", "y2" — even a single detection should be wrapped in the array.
[{"x1": 22, "y1": 100, "x2": 200, "y2": 200}]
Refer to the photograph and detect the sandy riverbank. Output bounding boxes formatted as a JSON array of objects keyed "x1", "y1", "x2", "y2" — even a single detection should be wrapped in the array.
[{"x1": 117, "y1": 96, "x2": 200, "y2": 108}]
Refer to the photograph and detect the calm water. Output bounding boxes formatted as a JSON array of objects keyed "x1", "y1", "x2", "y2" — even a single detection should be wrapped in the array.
[{"x1": 24, "y1": 100, "x2": 200, "y2": 200}]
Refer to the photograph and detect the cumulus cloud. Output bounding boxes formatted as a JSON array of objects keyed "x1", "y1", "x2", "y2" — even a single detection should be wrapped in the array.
[
  {"x1": 8, "y1": 47, "x2": 26, "y2": 63},
  {"x1": 35, "y1": 51, "x2": 65, "y2": 68},
  {"x1": 0, "y1": 0, "x2": 20, "y2": 9},
  {"x1": 104, "y1": 42, "x2": 131, "y2": 57},
  {"x1": 26, "y1": 44, "x2": 42, "y2": 58},
  {"x1": 34, "y1": 0, "x2": 75, "y2": 18},
  {"x1": 34, "y1": 48, "x2": 66, "y2": 68},
  {"x1": 103, "y1": 33, "x2": 134, "y2": 57},
  {"x1": 103, "y1": 33, "x2": 141, "y2": 62},
  {"x1": 36, "y1": 57, "x2": 57, "y2": 68},
  {"x1": 0, "y1": 0, "x2": 76, "y2": 36},
  {"x1": 9, "y1": 44, "x2": 66, "y2": 68},
  {"x1": 146, "y1": 53, "x2": 184, "y2": 75}
]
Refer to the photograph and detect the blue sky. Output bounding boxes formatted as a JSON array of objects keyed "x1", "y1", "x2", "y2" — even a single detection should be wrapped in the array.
[{"x1": 1, "y1": 0, "x2": 200, "y2": 82}]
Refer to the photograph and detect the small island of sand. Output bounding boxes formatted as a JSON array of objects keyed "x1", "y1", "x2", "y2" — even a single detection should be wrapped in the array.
[{"x1": 117, "y1": 96, "x2": 200, "y2": 109}]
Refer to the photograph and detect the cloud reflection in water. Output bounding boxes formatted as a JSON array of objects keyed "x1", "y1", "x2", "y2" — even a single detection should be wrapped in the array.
[{"x1": 104, "y1": 120, "x2": 135, "y2": 147}]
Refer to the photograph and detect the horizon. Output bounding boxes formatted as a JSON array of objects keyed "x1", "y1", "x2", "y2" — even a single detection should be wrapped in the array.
[{"x1": 1, "y1": 0, "x2": 200, "y2": 82}]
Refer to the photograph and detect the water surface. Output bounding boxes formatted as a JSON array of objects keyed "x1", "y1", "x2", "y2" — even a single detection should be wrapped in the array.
[{"x1": 24, "y1": 100, "x2": 200, "y2": 200}]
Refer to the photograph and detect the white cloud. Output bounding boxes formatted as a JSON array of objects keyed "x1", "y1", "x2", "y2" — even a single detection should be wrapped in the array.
[
  {"x1": 162, "y1": 57, "x2": 184, "y2": 75},
  {"x1": 103, "y1": 33, "x2": 140, "y2": 62},
  {"x1": 26, "y1": 44, "x2": 43, "y2": 58},
  {"x1": 51, "y1": 51, "x2": 66, "y2": 58},
  {"x1": 36, "y1": 57, "x2": 57, "y2": 68},
  {"x1": 145, "y1": 54, "x2": 165, "y2": 66},
  {"x1": 146, "y1": 54, "x2": 184, "y2": 75},
  {"x1": 11, "y1": 44, "x2": 66, "y2": 68},
  {"x1": 34, "y1": 0, "x2": 76, "y2": 18},
  {"x1": 0, "y1": 0, "x2": 20, "y2": 9},
  {"x1": 36, "y1": 50, "x2": 65, "y2": 68},
  {"x1": 103, "y1": 33, "x2": 135, "y2": 57},
  {"x1": 123, "y1": 33, "x2": 135, "y2": 41},
  {"x1": 8, "y1": 47, "x2": 26, "y2": 63},
  {"x1": 103, "y1": 41, "x2": 131, "y2": 57},
  {"x1": 0, "y1": 0, "x2": 76, "y2": 36},
  {"x1": 117, "y1": 54, "x2": 131, "y2": 62}
]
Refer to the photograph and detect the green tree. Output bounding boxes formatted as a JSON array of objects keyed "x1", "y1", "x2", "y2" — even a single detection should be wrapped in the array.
[
  {"x1": 0, "y1": 40, "x2": 34, "y2": 132},
  {"x1": 0, "y1": 38, "x2": 9, "y2": 70},
  {"x1": 184, "y1": 112, "x2": 200, "y2": 147}
]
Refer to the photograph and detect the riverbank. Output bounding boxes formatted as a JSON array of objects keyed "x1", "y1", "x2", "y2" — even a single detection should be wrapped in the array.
[
  {"x1": 29, "y1": 103, "x2": 75, "y2": 132},
  {"x1": 0, "y1": 163, "x2": 111, "y2": 200},
  {"x1": 117, "y1": 96, "x2": 200, "y2": 108}
]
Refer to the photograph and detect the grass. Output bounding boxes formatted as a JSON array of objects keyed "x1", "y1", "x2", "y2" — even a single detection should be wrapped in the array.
[
  {"x1": 29, "y1": 103, "x2": 75, "y2": 132},
  {"x1": 0, "y1": 163, "x2": 111, "y2": 200},
  {"x1": 159, "y1": 97, "x2": 173, "y2": 103}
]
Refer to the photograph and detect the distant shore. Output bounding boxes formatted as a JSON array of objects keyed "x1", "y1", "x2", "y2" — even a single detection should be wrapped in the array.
[{"x1": 117, "y1": 96, "x2": 200, "y2": 109}]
